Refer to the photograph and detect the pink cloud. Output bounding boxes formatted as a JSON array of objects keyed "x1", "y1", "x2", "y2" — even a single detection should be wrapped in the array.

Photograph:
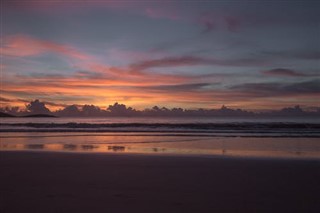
[
  {"x1": 2, "y1": 35, "x2": 90, "y2": 60},
  {"x1": 1, "y1": 34, "x2": 191, "y2": 85}
]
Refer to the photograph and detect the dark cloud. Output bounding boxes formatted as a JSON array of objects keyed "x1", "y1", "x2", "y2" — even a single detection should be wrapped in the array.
[
  {"x1": 224, "y1": 16, "x2": 241, "y2": 32},
  {"x1": 130, "y1": 56, "x2": 266, "y2": 71},
  {"x1": 263, "y1": 68, "x2": 307, "y2": 77},
  {"x1": 202, "y1": 20, "x2": 215, "y2": 34},
  {"x1": 230, "y1": 80, "x2": 320, "y2": 97},
  {"x1": 26, "y1": 99, "x2": 51, "y2": 114},
  {"x1": 28, "y1": 73, "x2": 66, "y2": 79},
  {"x1": 0, "y1": 96, "x2": 30, "y2": 104},
  {"x1": 284, "y1": 80, "x2": 320, "y2": 94},
  {"x1": 130, "y1": 56, "x2": 207, "y2": 71},
  {"x1": 197, "y1": 12, "x2": 242, "y2": 34},
  {"x1": 82, "y1": 104, "x2": 102, "y2": 116},
  {"x1": 261, "y1": 50, "x2": 320, "y2": 60},
  {"x1": 144, "y1": 83, "x2": 211, "y2": 92},
  {"x1": 0, "y1": 97, "x2": 12, "y2": 102},
  {"x1": 291, "y1": 51, "x2": 320, "y2": 60},
  {"x1": 0, "y1": 96, "x2": 70, "y2": 109},
  {"x1": 74, "y1": 71, "x2": 104, "y2": 79},
  {"x1": 19, "y1": 72, "x2": 104, "y2": 81}
]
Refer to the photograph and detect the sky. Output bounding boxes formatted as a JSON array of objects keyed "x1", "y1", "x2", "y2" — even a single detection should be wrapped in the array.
[{"x1": 1, "y1": 0, "x2": 319, "y2": 111}]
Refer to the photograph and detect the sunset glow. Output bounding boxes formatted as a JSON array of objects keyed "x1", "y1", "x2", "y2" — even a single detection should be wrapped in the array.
[{"x1": 1, "y1": 1, "x2": 319, "y2": 111}]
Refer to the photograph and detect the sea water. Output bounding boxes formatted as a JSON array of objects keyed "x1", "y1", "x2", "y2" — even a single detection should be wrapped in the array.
[{"x1": 1, "y1": 117, "x2": 320, "y2": 159}]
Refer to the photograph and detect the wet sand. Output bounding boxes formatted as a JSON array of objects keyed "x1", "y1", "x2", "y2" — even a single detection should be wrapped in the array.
[{"x1": 1, "y1": 151, "x2": 320, "y2": 213}]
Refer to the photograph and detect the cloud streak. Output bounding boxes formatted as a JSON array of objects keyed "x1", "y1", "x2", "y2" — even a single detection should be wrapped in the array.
[
  {"x1": 230, "y1": 80, "x2": 320, "y2": 97},
  {"x1": 262, "y1": 68, "x2": 307, "y2": 77},
  {"x1": 4, "y1": 34, "x2": 316, "y2": 110},
  {"x1": 1, "y1": 35, "x2": 89, "y2": 60},
  {"x1": 3, "y1": 0, "x2": 320, "y2": 111},
  {"x1": 129, "y1": 56, "x2": 267, "y2": 72},
  {"x1": 2, "y1": 34, "x2": 205, "y2": 85},
  {"x1": 262, "y1": 50, "x2": 320, "y2": 61}
]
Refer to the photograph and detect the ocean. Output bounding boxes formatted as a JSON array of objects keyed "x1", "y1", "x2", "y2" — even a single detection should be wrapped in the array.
[{"x1": 1, "y1": 117, "x2": 320, "y2": 159}]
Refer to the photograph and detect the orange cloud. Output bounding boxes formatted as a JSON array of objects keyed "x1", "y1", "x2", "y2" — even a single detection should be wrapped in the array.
[
  {"x1": 2, "y1": 34, "x2": 197, "y2": 87},
  {"x1": 2, "y1": 35, "x2": 318, "y2": 111},
  {"x1": 4, "y1": 74, "x2": 319, "y2": 111}
]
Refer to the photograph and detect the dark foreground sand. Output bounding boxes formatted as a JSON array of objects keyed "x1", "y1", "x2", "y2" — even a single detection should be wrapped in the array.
[{"x1": 1, "y1": 151, "x2": 320, "y2": 213}]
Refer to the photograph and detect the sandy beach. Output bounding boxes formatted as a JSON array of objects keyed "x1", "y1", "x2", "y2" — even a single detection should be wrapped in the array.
[{"x1": 1, "y1": 151, "x2": 319, "y2": 213}]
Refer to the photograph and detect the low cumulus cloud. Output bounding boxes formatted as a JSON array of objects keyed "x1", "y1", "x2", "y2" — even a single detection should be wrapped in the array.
[{"x1": 26, "y1": 99, "x2": 51, "y2": 114}]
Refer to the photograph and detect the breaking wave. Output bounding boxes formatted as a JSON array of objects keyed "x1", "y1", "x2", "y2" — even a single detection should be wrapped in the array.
[{"x1": 1, "y1": 122, "x2": 320, "y2": 137}]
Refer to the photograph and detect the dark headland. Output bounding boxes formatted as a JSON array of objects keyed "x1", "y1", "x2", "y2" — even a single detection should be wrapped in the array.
[
  {"x1": 0, "y1": 112, "x2": 56, "y2": 118},
  {"x1": 0, "y1": 112, "x2": 15, "y2": 117}
]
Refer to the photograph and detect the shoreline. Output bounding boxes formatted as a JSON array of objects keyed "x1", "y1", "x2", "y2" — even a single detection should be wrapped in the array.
[
  {"x1": 1, "y1": 149, "x2": 320, "y2": 161},
  {"x1": 1, "y1": 151, "x2": 320, "y2": 212}
]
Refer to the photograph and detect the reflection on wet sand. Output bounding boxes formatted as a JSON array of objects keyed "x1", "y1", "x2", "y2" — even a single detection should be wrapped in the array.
[
  {"x1": 63, "y1": 144, "x2": 77, "y2": 150},
  {"x1": 152, "y1": 148, "x2": 167, "y2": 152},
  {"x1": 107, "y1": 146, "x2": 125, "y2": 152},
  {"x1": 1, "y1": 133, "x2": 320, "y2": 159},
  {"x1": 222, "y1": 149, "x2": 227, "y2": 155},
  {"x1": 0, "y1": 142, "x2": 319, "y2": 159},
  {"x1": 25, "y1": 144, "x2": 44, "y2": 149},
  {"x1": 81, "y1": 145, "x2": 98, "y2": 150}
]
